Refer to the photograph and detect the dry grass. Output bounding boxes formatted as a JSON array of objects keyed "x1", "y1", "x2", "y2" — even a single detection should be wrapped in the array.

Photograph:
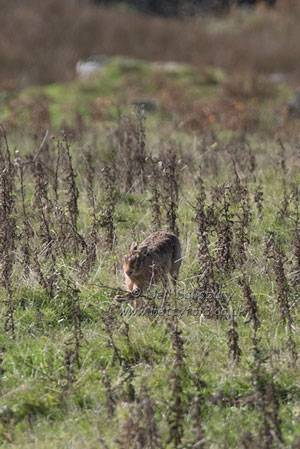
[
  {"x1": 1, "y1": 112, "x2": 300, "y2": 447},
  {"x1": 1, "y1": 0, "x2": 300, "y2": 90}
]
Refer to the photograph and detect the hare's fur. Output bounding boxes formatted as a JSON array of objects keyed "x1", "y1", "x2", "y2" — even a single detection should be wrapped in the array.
[{"x1": 123, "y1": 231, "x2": 181, "y2": 295}]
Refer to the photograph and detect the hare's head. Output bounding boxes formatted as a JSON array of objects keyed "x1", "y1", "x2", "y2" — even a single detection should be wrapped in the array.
[{"x1": 124, "y1": 242, "x2": 148, "y2": 277}]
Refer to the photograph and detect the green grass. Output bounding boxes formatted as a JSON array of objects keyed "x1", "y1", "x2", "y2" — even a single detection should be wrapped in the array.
[
  {"x1": 1, "y1": 56, "x2": 291, "y2": 136},
  {"x1": 0, "y1": 156, "x2": 299, "y2": 447},
  {"x1": 1, "y1": 56, "x2": 300, "y2": 448}
]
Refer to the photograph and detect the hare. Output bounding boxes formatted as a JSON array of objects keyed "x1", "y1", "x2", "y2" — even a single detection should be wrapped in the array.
[{"x1": 115, "y1": 231, "x2": 181, "y2": 302}]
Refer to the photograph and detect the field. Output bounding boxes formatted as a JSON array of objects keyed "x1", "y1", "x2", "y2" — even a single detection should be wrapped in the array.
[{"x1": 1, "y1": 4, "x2": 300, "y2": 448}]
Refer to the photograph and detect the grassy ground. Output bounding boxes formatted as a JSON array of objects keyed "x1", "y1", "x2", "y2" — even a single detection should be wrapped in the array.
[
  {"x1": 0, "y1": 56, "x2": 296, "y2": 139},
  {"x1": 1, "y1": 57, "x2": 300, "y2": 449}
]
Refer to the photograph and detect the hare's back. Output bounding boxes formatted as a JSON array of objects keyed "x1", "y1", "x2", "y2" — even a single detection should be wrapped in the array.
[{"x1": 140, "y1": 231, "x2": 179, "y2": 255}]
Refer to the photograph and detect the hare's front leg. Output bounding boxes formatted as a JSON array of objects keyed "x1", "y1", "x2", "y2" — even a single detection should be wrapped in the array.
[
  {"x1": 114, "y1": 274, "x2": 135, "y2": 303},
  {"x1": 125, "y1": 274, "x2": 134, "y2": 292}
]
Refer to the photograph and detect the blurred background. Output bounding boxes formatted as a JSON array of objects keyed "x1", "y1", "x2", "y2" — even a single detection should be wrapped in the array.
[
  {"x1": 1, "y1": 0, "x2": 300, "y2": 138},
  {"x1": 0, "y1": 0, "x2": 299, "y2": 90}
]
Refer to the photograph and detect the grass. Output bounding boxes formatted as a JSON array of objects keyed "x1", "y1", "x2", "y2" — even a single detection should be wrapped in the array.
[
  {"x1": 1, "y1": 0, "x2": 300, "y2": 90},
  {"x1": 0, "y1": 131, "x2": 300, "y2": 447},
  {"x1": 1, "y1": 57, "x2": 224, "y2": 130},
  {"x1": 1, "y1": 49, "x2": 300, "y2": 448},
  {"x1": 1, "y1": 55, "x2": 297, "y2": 144}
]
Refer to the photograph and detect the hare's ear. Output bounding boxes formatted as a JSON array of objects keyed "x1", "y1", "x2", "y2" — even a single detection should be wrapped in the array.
[
  {"x1": 130, "y1": 242, "x2": 138, "y2": 251},
  {"x1": 139, "y1": 246, "x2": 148, "y2": 256}
]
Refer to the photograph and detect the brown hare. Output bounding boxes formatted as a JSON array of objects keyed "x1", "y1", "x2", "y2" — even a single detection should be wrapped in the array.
[{"x1": 115, "y1": 231, "x2": 181, "y2": 302}]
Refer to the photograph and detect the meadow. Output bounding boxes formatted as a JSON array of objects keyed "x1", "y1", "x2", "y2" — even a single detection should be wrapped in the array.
[{"x1": 1, "y1": 3, "x2": 300, "y2": 447}]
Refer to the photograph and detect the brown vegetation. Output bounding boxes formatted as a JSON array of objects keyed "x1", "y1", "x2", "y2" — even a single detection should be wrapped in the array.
[
  {"x1": 1, "y1": 0, "x2": 300, "y2": 90},
  {"x1": 1, "y1": 104, "x2": 300, "y2": 445}
]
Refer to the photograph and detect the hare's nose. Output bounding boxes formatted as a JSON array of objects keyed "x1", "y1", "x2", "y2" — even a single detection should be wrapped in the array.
[{"x1": 126, "y1": 269, "x2": 133, "y2": 276}]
